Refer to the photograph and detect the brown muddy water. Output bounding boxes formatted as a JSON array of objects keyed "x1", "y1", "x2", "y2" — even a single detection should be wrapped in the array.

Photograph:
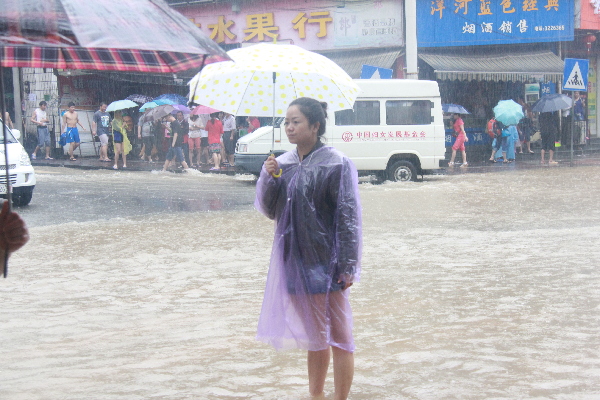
[{"x1": 1, "y1": 166, "x2": 599, "y2": 399}]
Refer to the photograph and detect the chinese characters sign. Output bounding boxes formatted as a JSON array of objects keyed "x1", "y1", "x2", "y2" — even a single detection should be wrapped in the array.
[
  {"x1": 418, "y1": 0, "x2": 573, "y2": 46},
  {"x1": 180, "y1": 0, "x2": 403, "y2": 51},
  {"x1": 342, "y1": 130, "x2": 428, "y2": 142}
]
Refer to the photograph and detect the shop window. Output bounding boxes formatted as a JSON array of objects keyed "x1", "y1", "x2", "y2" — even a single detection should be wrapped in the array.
[
  {"x1": 386, "y1": 100, "x2": 433, "y2": 125},
  {"x1": 335, "y1": 101, "x2": 380, "y2": 125}
]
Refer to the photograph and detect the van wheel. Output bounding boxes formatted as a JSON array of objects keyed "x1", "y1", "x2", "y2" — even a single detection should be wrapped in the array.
[
  {"x1": 12, "y1": 187, "x2": 34, "y2": 207},
  {"x1": 387, "y1": 160, "x2": 417, "y2": 182}
]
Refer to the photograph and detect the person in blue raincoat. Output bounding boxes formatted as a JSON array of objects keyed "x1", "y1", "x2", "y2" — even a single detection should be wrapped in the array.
[
  {"x1": 504, "y1": 124, "x2": 519, "y2": 162},
  {"x1": 255, "y1": 97, "x2": 362, "y2": 400}
]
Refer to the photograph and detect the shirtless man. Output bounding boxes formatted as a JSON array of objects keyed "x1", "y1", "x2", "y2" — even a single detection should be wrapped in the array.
[{"x1": 62, "y1": 102, "x2": 85, "y2": 161}]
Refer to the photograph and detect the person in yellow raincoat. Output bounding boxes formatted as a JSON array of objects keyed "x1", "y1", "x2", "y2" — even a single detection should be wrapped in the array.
[{"x1": 111, "y1": 110, "x2": 132, "y2": 170}]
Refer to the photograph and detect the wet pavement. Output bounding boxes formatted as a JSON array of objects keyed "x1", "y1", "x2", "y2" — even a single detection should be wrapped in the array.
[
  {"x1": 31, "y1": 146, "x2": 600, "y2": 177},
  {"x1": 31, "y1": 155, "x2": 239, "y2": 174}
]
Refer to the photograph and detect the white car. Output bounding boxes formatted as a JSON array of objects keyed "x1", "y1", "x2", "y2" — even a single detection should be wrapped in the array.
[{"x1": 1, "y1": 121, "x2": 36, "y2": 206}]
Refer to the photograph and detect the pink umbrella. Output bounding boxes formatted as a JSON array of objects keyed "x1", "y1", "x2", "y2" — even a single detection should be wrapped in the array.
[{"x1": 191, "y1": 105, "x2": 220, "y2": 115}]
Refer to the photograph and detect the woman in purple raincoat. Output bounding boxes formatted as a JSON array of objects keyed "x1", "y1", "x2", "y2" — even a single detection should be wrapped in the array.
[{"x1": 255, "y1": 97, "x2": 362, "y2": 400}]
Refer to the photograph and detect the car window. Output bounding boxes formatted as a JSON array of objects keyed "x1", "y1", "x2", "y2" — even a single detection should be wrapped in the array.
[
  {"x1": 334, "y1": 101, "x2": 380, "y2": 125},
  {"x1": 386, "y1": 100, "x2": 433, "y2": 125},
  {"x1": 0, "y1": 122, "x2": 17, "y2": 144}
]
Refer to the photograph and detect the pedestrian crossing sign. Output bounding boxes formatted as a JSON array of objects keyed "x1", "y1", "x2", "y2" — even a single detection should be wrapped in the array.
[{"x1": 563, "y1": 58, "x2": 589, "y2": 91}]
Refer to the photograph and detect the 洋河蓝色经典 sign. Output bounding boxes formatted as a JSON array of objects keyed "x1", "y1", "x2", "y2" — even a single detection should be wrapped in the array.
[
  {"x1": 417, "y1": 0, "x2": 574, "y2": 47},
  {"x1": 563, "y1": 58, "x2": 589, "y2": 92}
]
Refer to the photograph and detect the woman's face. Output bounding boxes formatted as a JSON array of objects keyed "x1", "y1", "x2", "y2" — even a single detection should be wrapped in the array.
[{"x1": 285, "y1": 105, "x2": 319, "y2": 147}]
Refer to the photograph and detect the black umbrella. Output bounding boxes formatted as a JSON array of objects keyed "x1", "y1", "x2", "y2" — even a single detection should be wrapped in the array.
[
  {"x1": 0, "y1": 0, "x2": 230, "y2": 277},
  {"x1": 531, "y1": 94, "x2": 573, "y2": 113},
  {"x1": 126, "y1": 94, "x2": 154, "y2": 104}
]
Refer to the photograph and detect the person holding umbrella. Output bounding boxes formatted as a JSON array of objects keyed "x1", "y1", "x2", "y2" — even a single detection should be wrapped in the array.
[
  {"x1": 111, "y1": 110, "x2": 131, "y2": 169},
  {"x1": 256, "y1": 97, "x2": 362, "y2": 400},
  {"x1": 448, "y1": 113, "x2": 468, "y2": 167},
  {"x1": 539, "y1": 111, "x2": 559, "y2": 165}
]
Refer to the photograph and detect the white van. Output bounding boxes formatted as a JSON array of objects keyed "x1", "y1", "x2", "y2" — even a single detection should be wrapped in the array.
[
  {"x1": 1, "y1": 120, "x2": 36, "y2": 206},
  {"x1": 235, "y1": 79, "x2": 446, "y2": 181}
]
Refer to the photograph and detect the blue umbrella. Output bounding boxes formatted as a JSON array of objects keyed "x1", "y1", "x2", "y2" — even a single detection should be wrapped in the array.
[
  {"x1": 153, "y1": 98, "x2": 177, "y2": 106},
  {"x1": 442, "y1": 103, "x2": 470, "y2": 114},
  {"x1": 531, "y1": 94, "x2": 572, "y2": 113},
  {"x1": 140, "y1": 101, "x2": 160, "y2": 112},
  {"x1": 106, "y1": 99, "x2": 138, "y2": 112},
  {"x1": 154, "y1": 94, "x2": 188, "y2": 105},
  {"x1": 493, "y1": 100, "x2": 524, "y2": 126}
]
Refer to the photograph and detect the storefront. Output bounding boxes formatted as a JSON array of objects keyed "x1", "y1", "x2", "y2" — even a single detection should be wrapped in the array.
[
  {"x1": 171, "y1": 0, "x2": 405, "y2": 78},
  {"x1": 565, "y1": 0, "x2": 600, "y2": 140},
  {"x1": 416, "y1": 0, "x2": 574, "y2": 150}
]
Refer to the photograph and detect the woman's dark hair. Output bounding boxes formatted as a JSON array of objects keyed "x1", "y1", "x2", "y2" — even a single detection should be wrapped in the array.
[{"x1": 289, "y1": 97, "x2": 328, "y2": 137}]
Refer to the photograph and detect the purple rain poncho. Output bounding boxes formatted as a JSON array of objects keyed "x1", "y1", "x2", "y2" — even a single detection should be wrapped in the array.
[{"x1": 254, "y1": 144, "x2": 362, "y2": 352}]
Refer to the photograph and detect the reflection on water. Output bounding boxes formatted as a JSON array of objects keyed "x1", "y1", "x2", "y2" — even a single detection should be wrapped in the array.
[{"x1": 1, "y1": 167, "x2": 599, "y2": 399}]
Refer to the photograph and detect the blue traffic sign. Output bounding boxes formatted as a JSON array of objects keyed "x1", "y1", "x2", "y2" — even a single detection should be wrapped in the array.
[
  {"x1": 360, "y1": 65, "x2": 393, "y2": 79},
  {"x1": 563, "y1": 58, "x2": 589, "y2": 92}
]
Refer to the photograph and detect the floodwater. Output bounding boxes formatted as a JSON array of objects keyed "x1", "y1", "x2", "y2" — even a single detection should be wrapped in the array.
[{"x1": 1, "y1": 166, "x2": 599, "y2": 399}]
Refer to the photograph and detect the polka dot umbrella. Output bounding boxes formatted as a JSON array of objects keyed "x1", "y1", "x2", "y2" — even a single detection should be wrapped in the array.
[
  {"x1": 188, "y1": 43, "x2": 360, "y2": 157},
  {"x1": 188, "y1": 43, "x2": 360, "y2": 117}
]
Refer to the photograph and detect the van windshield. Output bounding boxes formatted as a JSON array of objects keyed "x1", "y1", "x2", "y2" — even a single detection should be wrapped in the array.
[{"x1": 0, "y1": 121, "x2": 18, "y2": 144}]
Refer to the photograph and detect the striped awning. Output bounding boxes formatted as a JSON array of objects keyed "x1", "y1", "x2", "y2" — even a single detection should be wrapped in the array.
[{"x1": 419, "y1": 50, "x2": 564, "y2": 82}]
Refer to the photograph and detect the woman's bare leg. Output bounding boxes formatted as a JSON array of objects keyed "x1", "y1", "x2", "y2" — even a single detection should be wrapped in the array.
[
  {"x1": 449, "y1": 149, "x2": 457, "y2": 164},
  {"x1": 332, "y1": 346, "x2": 354, "y2": 400},
  {"x1": 308, "y1": 348, "x2": 330, "y2": 399},
  {"x1": 113, "y1": 143, "x2": 121, "y2": 168}
]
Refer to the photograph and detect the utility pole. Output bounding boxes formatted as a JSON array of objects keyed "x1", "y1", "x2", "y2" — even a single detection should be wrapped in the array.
[
  {"x1": 12, "y1": 67, "x2": 23, "y2": 135},
  {"x1": 404, "y1": 1, "x2": 418, "y2": 79}
]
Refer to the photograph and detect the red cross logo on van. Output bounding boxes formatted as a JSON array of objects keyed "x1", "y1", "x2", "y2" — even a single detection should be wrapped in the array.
[{"x1": 342, "y1": 131, "x2": 353, "y2": 142}]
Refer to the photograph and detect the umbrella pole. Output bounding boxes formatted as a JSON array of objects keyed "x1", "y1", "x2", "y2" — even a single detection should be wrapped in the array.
[
  {"x1": 0, "y1": 47, "x2": 11, "y2": 277},
  {"x1": 272, "y1": 72, "x2": 276, "y2": 152},
  {"x1": 270, "y1": 72, "x2": 282, "y2": 178}
]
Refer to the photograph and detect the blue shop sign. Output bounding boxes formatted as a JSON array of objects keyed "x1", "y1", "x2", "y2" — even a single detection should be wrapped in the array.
[
  {"x1": 541, "y1": 82, "x2": 556, "y2": 95},
  {"x1": 418, "y1": 0, "x2": 574, "y2": 47}
]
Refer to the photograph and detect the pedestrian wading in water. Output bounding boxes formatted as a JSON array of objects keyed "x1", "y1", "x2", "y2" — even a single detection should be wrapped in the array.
[{"x1": 255, "y1": 97, "x2": 363, "y2": 400}]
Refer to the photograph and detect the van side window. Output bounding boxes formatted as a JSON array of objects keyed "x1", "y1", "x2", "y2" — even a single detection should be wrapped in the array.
[
  {"x1": 335, "y1": 101, "x2": 380, "y2": 126},
  {"x1": 386, "y1": 100, "x2": 433, "y2": 125}
]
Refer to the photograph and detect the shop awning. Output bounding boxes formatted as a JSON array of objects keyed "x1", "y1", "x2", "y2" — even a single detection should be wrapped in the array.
[
  {"x1": 419, "y1": 50, "x2": 564, "y2": 82},
  {"x1": 318, "y1": 47, "x2": 403, "y2": 79}
]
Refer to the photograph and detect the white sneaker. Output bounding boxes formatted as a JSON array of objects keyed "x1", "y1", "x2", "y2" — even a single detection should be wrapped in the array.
[
  {"x1": 448, "y1": 162, "x2": 455, "y2": 166},
  {"x1": 460, "y1": 162, "x2": 468, "y2": 167},
  {"x1": 31, "y1": 153, "x2": 36, "y2": 160}
]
